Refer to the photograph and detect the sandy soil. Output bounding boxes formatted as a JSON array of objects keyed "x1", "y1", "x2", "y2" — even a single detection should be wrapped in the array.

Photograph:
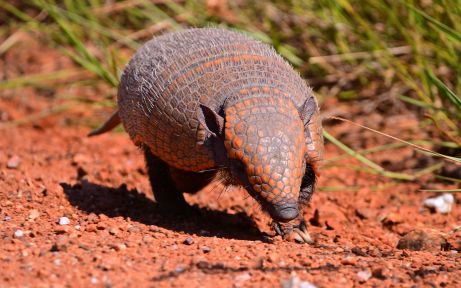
[{"x1": 0, "y1": 35, "x2": 460, "y2": 288}]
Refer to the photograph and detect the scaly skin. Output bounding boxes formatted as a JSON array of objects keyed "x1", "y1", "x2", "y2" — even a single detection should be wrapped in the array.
[
  {"x1": 224, "y1": 97, "x2": 305, "y2": 220},
  {"x1": 107, "y1": 28, "x2": 323, "y2": 242}
]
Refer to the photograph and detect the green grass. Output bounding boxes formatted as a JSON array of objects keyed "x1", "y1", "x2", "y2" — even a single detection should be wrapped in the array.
[{"x1": 1, "y1": 0, "x2": 460, "y2": 183}]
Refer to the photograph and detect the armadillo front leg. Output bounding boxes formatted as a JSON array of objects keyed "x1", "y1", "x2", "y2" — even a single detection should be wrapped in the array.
[
  {"x1": 143, "y1": 146, "x2": 189, "y2": 210},
  {"x1": 273, "y1": 217, "x2": 313, "y2": 244},
  {"x1": 273, "y1": 164, "x2": 316, "y2": 244}
]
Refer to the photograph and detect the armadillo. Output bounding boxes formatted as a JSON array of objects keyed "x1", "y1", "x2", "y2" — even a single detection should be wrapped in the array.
[{"x1": 90, "y1": 28, "x2": 323, "y2": 243}]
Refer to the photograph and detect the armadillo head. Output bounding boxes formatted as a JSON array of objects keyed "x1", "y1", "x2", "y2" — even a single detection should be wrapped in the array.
[{"x1": 198, "y1": 97, "x2": 316, "y2": 222}]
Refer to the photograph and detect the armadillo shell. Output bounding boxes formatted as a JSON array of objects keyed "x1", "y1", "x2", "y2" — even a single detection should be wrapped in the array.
[{"x1": 118, "y1": 28, "x2": 323, "y2": 172}]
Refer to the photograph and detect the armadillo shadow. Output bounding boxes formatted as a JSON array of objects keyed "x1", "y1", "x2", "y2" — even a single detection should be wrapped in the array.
[{"x1": 61, "y1": 180, "x2": 266, "y2": 241}]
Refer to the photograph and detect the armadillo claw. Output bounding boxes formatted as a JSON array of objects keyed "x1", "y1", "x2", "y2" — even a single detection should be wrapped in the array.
[
  {"x1": 273, "y1": 219, "x2": 313, "y2": 244},
  {"x1": 285, "y1": 227, "x2": 313, "y2": 244}
]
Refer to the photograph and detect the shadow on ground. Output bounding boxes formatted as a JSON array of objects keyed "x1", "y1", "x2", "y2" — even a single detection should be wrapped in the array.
[{"x1": 61, "y1": 180, "x2": 265, "y2": 241}]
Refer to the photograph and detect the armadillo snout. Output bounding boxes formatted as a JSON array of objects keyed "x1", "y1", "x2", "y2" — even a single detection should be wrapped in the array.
[
  {"x1": 224, "y1": 97, "x2": 307, "y2": 221},
  {"x1": 270, "y1": 203, "x2": 299, "y2": 222}
]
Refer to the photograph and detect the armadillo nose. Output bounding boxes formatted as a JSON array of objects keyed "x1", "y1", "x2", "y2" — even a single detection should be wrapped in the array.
[{"x1": 271, "y1": 203, "x2": 299, "y2": 222}]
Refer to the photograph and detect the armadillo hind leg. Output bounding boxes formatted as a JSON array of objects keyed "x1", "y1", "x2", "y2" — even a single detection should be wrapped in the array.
[
  {"x1": 143, "y1": 146, "x2": 189, "y2": 211},
  {"x1": 169, "y1": 168, "x2": 217, "y2": 194}
]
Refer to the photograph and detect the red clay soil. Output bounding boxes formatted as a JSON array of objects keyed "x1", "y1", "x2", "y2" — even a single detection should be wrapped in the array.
[{"x1": 1, "y1": 38, "x2": 461, "y2": 288}]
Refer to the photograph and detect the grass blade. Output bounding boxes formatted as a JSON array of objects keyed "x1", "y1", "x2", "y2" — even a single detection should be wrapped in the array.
[
  {"x1": 425, "y1": 69, "x2": 461, "y2": 112},
  {"x1": 33, "y1": 0, "x2": 118, "y2": 87},
  {"x1": 329, "y1": 116, "x2": 461, "y2": 164},
  {"x1": 402, "y1": 1, "x2": 461, "y2": 43},
  {"x1": 323, "y1": 130, "x2": 415, "y2": 180},
  {"x1": 419, "y1": 189, "x2": 461, "y2": 193}
]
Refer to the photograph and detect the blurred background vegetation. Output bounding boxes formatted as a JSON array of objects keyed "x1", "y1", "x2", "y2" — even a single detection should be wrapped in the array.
[{"x1": 0, "y1": 0, "x2": 460, "y2": 186}]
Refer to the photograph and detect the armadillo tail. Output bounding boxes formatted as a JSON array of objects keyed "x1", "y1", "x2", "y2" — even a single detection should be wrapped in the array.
[{"x1": 87, "y1": 110, "x2": 121, "y2": 137}]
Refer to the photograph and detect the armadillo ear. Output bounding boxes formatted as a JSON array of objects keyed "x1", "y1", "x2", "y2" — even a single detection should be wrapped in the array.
[
  {"x1": 299, "y1": 96, "x2": 317, "y2": 127},
  {"x1": 197, "y1": 104, "x2": 225, "y2": 138}
]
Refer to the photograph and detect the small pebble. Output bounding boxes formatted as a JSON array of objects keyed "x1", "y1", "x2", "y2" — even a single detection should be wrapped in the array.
[
  {"x1": 78, "y1": 243, "x2": 91, "y2": 251},
  {"x1": 54, "y1": 226, "x2": 71, "y2": 234},
  {"x1": 282, "y1": 275, "x2": 318, "y2": 288},
  {"x1": 28, "y1": 209, "x2": 40, "y2": 220},
  {"x1": 72, "y1": 153, "x2": 89, "y2": 165},
  {"x1": 371, "y1": 267, "x2": 387, "y2": 279},
  {"x1": 183, "y1": 237, "x2": 194, "y2": 245},
  {"x1": 340, "y1": 256, "x2": 357, "y2": 265},
  {"x1": 85, "y1": 224, "x2": 97, "y2": 232},
  {"x1": 267, "y1": 253, "x2": 278, "y2": 263},
  {"x1": 14, "y1": 229, "x2": 24, "y2": 238},
  {"x1": 423, "y1": 193, "x2": 455, "y2": 214},
  {"x1": 96, "y1": 223, "x2": 106, "y2": 230},
  {"x1": 7, "y1": 155, "x2": 20, "y2": 169},
  {"x1": 355, "y1": 208, "x2": 374, "y2": 220},
  {"x1": 51, "y1": 235, "x2": 69, "y2": 252},
  {"x1": 300, "y1": 282, "x2": 318, "y2": 288},
  {"x1": 381, "y1": 212, "x2": 402, "y2": 226},
  {"x1": 59, "y1": 217, "x2": 70, "y2": 225},
  {"x1": 357, "y1": 270, "x2": 372, "y2": 282},
  {"x1": 127, "y1": 225, "x2": 141, "y2": 233},
  {"x1": 4, "y1": 216, "x2": 11, "y2": 221},
  {"x1": 351, "y1": 246, "x2": 367, "y2": 256},
  {"x1": 142, "y1": 235, "x2": 154, "y2": 244},
  {"x1": 234, "y1": 273, "x2": 251, "y2": 285},
  {"x1": 201, "y1": 246, "x2": 211, "y2": 253},
  {"x1": 111, "y1": 243, "x2": 127, "y2": 251},
  {"x1": 109, "y1": 227, "x2": 119, "y2": 235},
  {"x1": 90, "y1": 277, "x2": 98, "y2": 284},
  {"x1": 397, "y1": 229, "x2": 448, "y2": 252}
]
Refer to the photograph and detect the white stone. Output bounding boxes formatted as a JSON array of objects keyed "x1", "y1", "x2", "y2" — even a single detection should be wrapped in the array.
[
  {"x1": 14, "y1": 229, "x2": 24, "y2": 238},
  {"x1": 357, "y1": 270, "x2": 372, "y2": 282},
  {"x1": 423, "y1": 193, "x2": 455, "y2": 214},
  {"x1": 59, "y1": 216, "x2": 71, "y2": 225}
]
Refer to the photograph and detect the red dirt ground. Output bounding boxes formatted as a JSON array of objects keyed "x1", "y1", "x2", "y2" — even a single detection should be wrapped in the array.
[{"x1": 1, "y1": 36, "x2": 460, "y2": 288}]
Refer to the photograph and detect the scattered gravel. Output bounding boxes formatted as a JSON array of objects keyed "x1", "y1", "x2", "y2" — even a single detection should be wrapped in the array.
[{"x1": 1, "y1": 120, "x2": 460, "y2": 287}]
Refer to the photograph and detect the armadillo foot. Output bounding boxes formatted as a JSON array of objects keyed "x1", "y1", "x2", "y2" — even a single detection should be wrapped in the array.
[{"x1": 273, "y1": 219, "x2": 313, "y2": 244}]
